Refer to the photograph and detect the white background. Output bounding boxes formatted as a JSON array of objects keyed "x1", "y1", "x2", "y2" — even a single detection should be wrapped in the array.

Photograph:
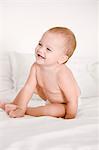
[{"x1": 0, "y1": 0, "x2": 98, "y2": 60}]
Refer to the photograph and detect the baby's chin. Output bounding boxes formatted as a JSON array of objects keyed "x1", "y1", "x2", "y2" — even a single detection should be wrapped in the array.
[
  {"x1": 36, "y1": 60, "x2": 45, "y2": 65},
  {"x1": 36, "y1": 57, "x2": 45, "y2": 64},
  {"x1": 36, "y1": 58, "x2": 58, "y2": 67}
]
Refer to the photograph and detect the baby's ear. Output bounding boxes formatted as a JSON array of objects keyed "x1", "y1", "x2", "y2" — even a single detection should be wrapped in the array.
[{"x1": 58, "y1": 55, "x2": 68, "y2": 64}]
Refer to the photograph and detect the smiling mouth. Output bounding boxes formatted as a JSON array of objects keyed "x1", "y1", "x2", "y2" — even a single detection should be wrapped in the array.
[{"x1": 37, "y1": 54, "x2": 45, "y2": 59}]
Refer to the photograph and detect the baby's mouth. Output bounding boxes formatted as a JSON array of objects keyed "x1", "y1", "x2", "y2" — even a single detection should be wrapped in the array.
[{"x1": 37, "y1": 54, "x2": 45, "y2": 59}]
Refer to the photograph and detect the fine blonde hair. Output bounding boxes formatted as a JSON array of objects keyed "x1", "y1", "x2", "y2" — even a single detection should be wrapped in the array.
[{"x1": 47, "y1": 27, "x2": 76, "y2": 63}]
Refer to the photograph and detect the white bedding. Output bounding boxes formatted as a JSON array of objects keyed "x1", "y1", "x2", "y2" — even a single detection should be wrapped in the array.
[{"x1": 0, "y1": 97, "x2": 99, "y2": 150}]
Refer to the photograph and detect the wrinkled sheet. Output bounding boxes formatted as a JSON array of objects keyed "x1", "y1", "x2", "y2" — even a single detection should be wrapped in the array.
[{"x1": 0, "y1": 97, "x2": 99, "y2": 150}]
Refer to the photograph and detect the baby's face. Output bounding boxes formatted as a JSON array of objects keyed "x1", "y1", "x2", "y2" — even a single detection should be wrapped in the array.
[{"x1": 35, "y1": 31, "x2": 67, "y2": 66}]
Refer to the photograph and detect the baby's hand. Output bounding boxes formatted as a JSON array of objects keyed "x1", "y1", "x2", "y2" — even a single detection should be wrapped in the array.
[
  {"x1": 0, "y1": 102, "x2": 25, "y2": 118},
  {"x1": 0, "y1": 102, "x2": 6, "y2": 110},
  {"x1": 5, "y1": 104, "x2": 25, "y2": 118},
  {"x1": 8, "y1": 107, "x2": 25, "y2": 118},
  {"x1": 5, "y1": 103, "x2": 17, "y2": 114}
]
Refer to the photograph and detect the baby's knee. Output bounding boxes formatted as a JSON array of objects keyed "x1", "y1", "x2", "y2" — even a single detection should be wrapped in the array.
[{"x1": 48, "y1": 103, "x2": 66, "y2": 118}]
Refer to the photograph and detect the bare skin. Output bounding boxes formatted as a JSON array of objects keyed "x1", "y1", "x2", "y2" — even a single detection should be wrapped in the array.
[{"x1": 0, "y1": 30, "x2": 80, "y2": 119}]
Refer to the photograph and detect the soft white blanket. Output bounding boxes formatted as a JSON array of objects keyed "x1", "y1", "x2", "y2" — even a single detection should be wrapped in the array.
[{"x1": 0, "y1": 97, "x2": 99, "y2": 150}]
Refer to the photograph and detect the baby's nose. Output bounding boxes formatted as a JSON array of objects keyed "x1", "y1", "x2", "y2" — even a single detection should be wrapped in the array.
[{"x1": 38, "y1": 47, "x2": 46, "y2": 53}]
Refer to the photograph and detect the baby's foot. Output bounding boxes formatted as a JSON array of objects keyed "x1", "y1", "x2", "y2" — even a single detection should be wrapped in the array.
[
  {"x1": 5, "y1": 104, "x2": 17, "y2": 114},
  {"x1": 9, "y1": 108, "x2": 25, "y2": 118}
]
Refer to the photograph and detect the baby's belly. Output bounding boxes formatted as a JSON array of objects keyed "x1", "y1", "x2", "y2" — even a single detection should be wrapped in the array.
[{"x1": 35, "y1": 86, "x2": 65, "y2": 103}]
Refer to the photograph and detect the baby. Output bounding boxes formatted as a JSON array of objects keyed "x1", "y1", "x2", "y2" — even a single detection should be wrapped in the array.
[{"x1": 0, "y1": 27, "x2": 80, "y2": 119}]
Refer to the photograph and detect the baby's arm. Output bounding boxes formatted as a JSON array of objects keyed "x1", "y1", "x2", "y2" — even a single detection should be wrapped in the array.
[
  {"x1": 7, "y1": 63, "x2": 37, "y2": 117},
  {"x1": 58, "y1": 67, "x2": 80, "y2": 119}
]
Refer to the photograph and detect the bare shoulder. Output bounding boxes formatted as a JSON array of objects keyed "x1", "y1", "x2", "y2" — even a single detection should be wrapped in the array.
[
  {"x1": 24, "y1": 62, "x2": 37, "y2": 87},
  {"x1": 57, "y1": 64, "x2": 81, "y2": 96},
  {"x1": 58, "y1": 64, "x2": 74, "y2": 80},
  {"x1": 30, "y1": 62, "x2": 37, "y2": 74},
  {"x1": 26, "y1": 62, "x2": 37, "y2": 80},
  {"x1": 31, "y1": 62, "x2": 37, "y2": 70}
]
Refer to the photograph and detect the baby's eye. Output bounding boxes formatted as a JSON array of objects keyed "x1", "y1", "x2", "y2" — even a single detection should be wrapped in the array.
[
  {"x1": 47, "y1": 48, "x2": 52, "y2": 51},
  {"x1": 38, "y1": 42, "x2": 42, "y2": 46}
]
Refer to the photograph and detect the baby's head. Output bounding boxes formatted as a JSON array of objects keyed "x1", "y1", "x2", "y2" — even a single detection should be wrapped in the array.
[
  {"x1": 46, "y1": 27, "x2": 76, "y2": 63},
  {"x1": 35, "y1": 26, "x2": 76, "y2": 66}
]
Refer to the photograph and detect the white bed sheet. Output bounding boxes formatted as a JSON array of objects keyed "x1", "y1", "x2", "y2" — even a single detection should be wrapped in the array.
[{"x1": 0, "y1": 97, "x2": 99, "y2": 150}]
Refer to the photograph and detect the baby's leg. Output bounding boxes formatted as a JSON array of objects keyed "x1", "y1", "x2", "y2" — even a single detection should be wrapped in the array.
[{"x1": 26, "y1": 103, "x2": 66, "y2": 118}]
